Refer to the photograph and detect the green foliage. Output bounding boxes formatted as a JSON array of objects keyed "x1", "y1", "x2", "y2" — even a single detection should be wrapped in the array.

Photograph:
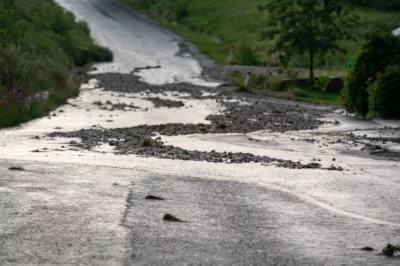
[
  {"x1": 288, "y1": 87, "x2": 307, "y2": 97},
  {"x1": 137, "y1": 0, "x2": 190, "y2": 23},
  {"x1": 317, "y1": 75, "x2": 331, "y2": 91},
  {"x1": 259, "y1": 0, "x2": 358, "y2": 79},
  {"x1": 230, "y1": 70, "x2": 342, "y2": 105},
  {"x1": 346, "y1": 0, "x2": 400, "y2": 11},
  {"x1": 123, "y1": 0, "x2": 399, "y2": 69},
  {"x1": 342, "y1": 31, "x2": 400, "y2": 116},
  {"x1": 368, "y1": 65, "x2": 400, "y2": 118},
  {"x1": 0, "y1": 0, "x2": 113, "y2": 128},
  {"x1": 234, "y1": 43, "x2": 261, "y2": 66}
]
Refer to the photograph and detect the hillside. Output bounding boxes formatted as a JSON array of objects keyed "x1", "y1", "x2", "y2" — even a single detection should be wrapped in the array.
[
  {"x1": 0, "y1": 0, "x2": 112, "y2": 127},
  {"x1": 123, "y1": 0, "x2": 400, "y2": 70}
]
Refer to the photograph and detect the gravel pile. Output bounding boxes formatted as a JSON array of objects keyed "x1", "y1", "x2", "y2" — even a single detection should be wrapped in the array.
[
  {"x1": 93, "y1": 101, "x2": 140, "y2": 111},
  {"x1": 47, "y1": 72, "x2": 343, "y2": 168},
  {"x1": 49, "y1": 127, "x2": 324, "y2": 169},
  {"x1": 144, "y1": 97, "x2": 185, "y2": 108}
]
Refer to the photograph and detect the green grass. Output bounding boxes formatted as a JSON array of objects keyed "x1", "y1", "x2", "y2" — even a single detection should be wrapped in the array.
[
  {"x1": 0, "y1": 0, "x2": 113, "y2": 128},
  {"x1": 122, "y1": 0, "x2": 400, "y2": 70},
  {"x1": 295, "y1": 90, "x2": 342, "y2": 105},
  {"x1": 232, "y1": 71, "x2": 344, "y2": 106}
]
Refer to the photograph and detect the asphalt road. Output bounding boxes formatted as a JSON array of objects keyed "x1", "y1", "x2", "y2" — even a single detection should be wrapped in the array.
[{"x1": 0, "y1": 0, "x2": 399, "y2": 265}]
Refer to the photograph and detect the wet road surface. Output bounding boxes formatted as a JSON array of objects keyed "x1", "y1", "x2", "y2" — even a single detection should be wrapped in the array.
[{"x1": 0, "y1": 0, "x2": 399, "y2": 265}]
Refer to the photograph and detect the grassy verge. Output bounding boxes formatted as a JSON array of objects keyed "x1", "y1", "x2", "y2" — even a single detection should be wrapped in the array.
[
  {"x1": 231, "y1": 71, "x2": 343, "y2": 106},
  {"x1": 122, "y1": 0, "x2": 400, "y2": 70},
  {"x1": 0, "y1": 0, "x2": 113, "y2": 128}
]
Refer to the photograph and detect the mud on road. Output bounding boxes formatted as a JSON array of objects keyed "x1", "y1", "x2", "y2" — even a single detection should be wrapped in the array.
[{"x1": 48, "y1": 73, "x2": 358, "y2": 170}]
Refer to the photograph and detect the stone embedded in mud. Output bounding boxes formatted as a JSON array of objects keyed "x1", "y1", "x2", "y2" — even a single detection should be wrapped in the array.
[
  {"x1": 46, "y1": 72, "x2": 342, "y2": 169},
  {"x1": 380, "y1": 244, "x2": 400, "y2": 257},
  {"x1": 141, "y1": 138, "x2": 153, "y2": 147},
  {"x1": 305, "y1": 162, "x2": 321, "y2": 169},
  {"x1": 163, "y1": 213, "x2": 184, "y2": 222},
  {"x1": 326, "y1": 165, "x2": 343, "y2": 171},
  {"x1": 145, "y1": 195, "x2": 164, "y2": 200},
  {"x1": 8, "y1": 167, "x2": 25, "y2": 171},
  {"x1": 145, "y1": 97, "x2": 184, "y2": 108},
  {"x1": 109, "y1": 139, "x2": 118, "y2": 146},
  {"x1": 361, "y1": 246, "x2": 374, "y2": 251}
]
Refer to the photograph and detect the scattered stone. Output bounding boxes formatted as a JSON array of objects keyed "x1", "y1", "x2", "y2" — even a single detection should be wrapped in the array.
[
  {"x1": 44, "y1": 72, "x2": 345, "y2": 170},
  {"x1": 93, "y1": 100, "x2": 139, "y2": 111},
  {"x1": 145, "y1": 97, "x2": 184, "y2": 108},
  {"x1": 54, "y1": 127, "x2": 62, "y2": 130},
  {"x1": 31, "y1": 149, "x2": 41, "y2": 153},
  {"x1": 326, "y1": 165, "x2": 344, "y2": 171},
  {"x1": 145, "y1": 195, "x2": 165, "y2": 200},
  {"x1": 332, "y1": 158, "x2": 336, "y2": 161},
  {"x1": 8, "y1": 167, "x2": 25, "y2": 171},
  {"x1": 361, "y1": 247, "x2": 374, "y2": 251},
  {"x1": 59, "y1": 110, "x2": 64, "y2": 113},
  {"x1": 379, "y1": 244, "x2": 400, "y2": 257},
  {"x1": 141, "y1": 138, "x2": 153, "y2": 147},
  {"x1": 305, "y1": 162, "x2": 321, "y2": 169},
  {"x1": 163, "y1": 213, "x2": 184, "y2": 222},
  {"x1": 109, "y1": 140, "x2": 118, "y2": 146}
]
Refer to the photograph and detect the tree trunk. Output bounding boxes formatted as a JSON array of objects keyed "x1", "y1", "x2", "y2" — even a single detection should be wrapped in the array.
[
  {"x1": 324, "y1": 0, "x2": 329, "y2": 10},
  {"x1": 309, "y1": 50, "x2": 314, "y2": 80}
]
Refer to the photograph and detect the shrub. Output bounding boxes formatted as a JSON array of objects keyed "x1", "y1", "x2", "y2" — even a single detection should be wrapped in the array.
[
  {"x1": 235, "y1": 43, "x2": 261, "y2": 66},
  {"x1": 288, "y1": 87, "x2": 307, "y2": 97},
  {"x1": 342, "y1": 31, "x2": 400, "y2": 116},
  {"x1": 317, "y1": 75, "x2": 331, "y2": 91},
  {"x1": 368, "y1": 65, "x2": 400, "y2": 119}
]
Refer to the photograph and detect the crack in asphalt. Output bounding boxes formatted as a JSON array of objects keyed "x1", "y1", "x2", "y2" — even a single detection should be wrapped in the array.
[{"x1": 121, "y1": 182, "x2": 136, "y2": 266}]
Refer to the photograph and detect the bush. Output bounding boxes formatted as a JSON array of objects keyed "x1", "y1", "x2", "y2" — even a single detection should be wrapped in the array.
[
  {"x1": 288, "y1": 87, "x2": 308, "y2": 97},
  {"x1": 317, "y1": 75, "x2": 331, "y2": 91},
  {"x1": 368, "y1": 65, "x2": 400, "y2": 118},
  {"x1": 234, "y1": 43, "x2": 261, "y2": 66},
  {"x1": 342, "y1": 31, "x2": 400, "y2": 116},
  {"x1": 345, "y1": 0, "x2": 400, "y2": 11},
  {"x1": 143, "y1": 0, "x2": 190, "y2": 23}
]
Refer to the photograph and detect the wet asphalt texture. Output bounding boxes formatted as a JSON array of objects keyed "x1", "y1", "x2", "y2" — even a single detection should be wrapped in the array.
[{"x1": 1, "y1": 0, "x2": 399, "y2": 265}]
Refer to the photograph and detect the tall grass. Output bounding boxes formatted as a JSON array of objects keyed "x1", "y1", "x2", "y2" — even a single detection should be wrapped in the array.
[{"x1": 0, "y1": 0, "x2": 113, "y2": 128}]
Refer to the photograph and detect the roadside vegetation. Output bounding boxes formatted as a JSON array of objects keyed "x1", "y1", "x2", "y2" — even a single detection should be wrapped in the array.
[
  {"x1": 124, "y1": 0, "x2": 400, "y2": 117},
  {"x1": 123, "y1": 0, "x2": 400, "y2": 68},
  {"x1": 0, "y1": 0, "x2": 113, "y2": 128}
]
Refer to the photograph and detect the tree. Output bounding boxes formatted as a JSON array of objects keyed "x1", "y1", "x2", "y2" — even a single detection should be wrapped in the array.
[{"x1": 259, "y1": 0, "x2": 358, "y2": 79}]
